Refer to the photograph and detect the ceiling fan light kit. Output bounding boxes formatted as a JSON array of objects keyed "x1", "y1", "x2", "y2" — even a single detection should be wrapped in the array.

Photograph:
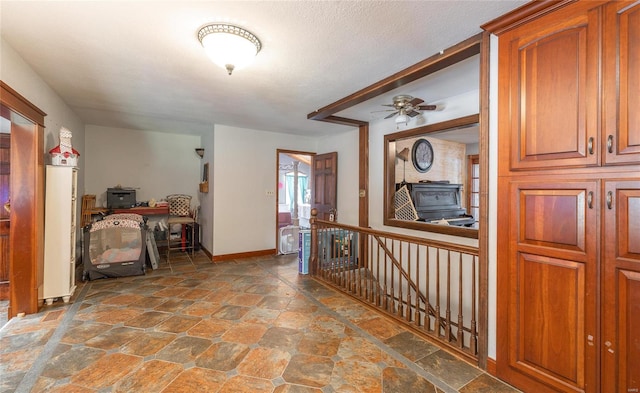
[
  {"x1": 198, "y1": 24, "x2": 261, "y2": 75},
  {"x1": 395, "y1": 111, "x2": 409, "y2": 125}
]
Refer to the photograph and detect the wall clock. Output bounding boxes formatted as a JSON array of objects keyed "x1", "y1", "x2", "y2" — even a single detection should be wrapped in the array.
[{"x1": 411, "y1": 138, "x2": 434, "y2": 173}]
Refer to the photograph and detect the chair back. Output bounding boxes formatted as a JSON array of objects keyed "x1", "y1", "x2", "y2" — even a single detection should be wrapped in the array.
[
  {"x1": 81, "y1": 194, "x2": 97, "y2": 226},
  {"x1": 82, "y1": 194, "x2": 96, "y2": 210},
  {"x1": 167, "y1": 194, "x2": 191, "y2": 216}
]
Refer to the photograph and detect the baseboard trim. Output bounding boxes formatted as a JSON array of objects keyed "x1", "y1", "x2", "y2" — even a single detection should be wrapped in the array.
[
  {"x1": 486, "y1": 358, "x2": 497, "y2": 376},
  {"x1": 212, "y1": 248, "x2": 276, "y2": 262},
  {"x1": 199, "y1": 245, "x2": 213, "y2": 260}
]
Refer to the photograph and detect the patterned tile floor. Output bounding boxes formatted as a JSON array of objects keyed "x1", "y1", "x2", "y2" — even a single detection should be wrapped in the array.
[{"x1": 0, "y1": 251, "x2": 520, "y2": 393}]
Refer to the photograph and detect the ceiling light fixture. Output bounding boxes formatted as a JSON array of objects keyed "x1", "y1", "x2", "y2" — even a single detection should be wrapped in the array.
[
  {"x1": 395, "y1": 109, "x2": 409, "y2": 127},
  {"x1": 198, "y1": 24, "x2": 262, "y2": 75}
]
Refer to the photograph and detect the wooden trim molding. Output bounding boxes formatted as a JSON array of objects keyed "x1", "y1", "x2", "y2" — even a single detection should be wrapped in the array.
[
  {"x1": 476, "y1": 30, "x2": 491, "y2": 370},
  {"x1": 0, "y1": 81, "x2": 46, "y2": 125},
  {"x1": 481, "y1": 0, "x2": 577, "y2": 35},
  {"x1": 382, "y1": 114, "x2": 481, "y2": 239},
  {"x1": 212, "y1": 248, "x2": 276, "y2": 262},
  {"x1": 275, "y1": 148, "x2": 316, "y2": 251},
  {"x1": 486, "y1": 358, "x2": 498, "y2": 376},
  {"x1": 358, "y1": 125, "x2": 369, "y2": 228},
  {"x1": 199, "y1": 244, "x2": 213, "y2": 260}
]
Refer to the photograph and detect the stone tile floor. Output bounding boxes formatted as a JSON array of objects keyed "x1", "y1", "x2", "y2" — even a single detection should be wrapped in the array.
[{"x1": 0, "y1": 250, "x2": 520, "y2": 392}]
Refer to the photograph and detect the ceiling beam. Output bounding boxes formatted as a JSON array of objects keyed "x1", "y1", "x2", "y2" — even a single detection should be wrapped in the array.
[
  {"x1": 315, "y1": 115, "x2": 369, "y2": 127},
  {"x1": 307, "y1": 33, "x2": 482, "y2": 124}
]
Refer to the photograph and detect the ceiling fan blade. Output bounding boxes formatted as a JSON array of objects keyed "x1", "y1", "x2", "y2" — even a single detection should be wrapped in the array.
[
  {"x1": 407, "y1": 110, "x2": 421, "y2": 117},
  {"x1": 416, "y1": 105, "x2": 437, "y2": 111},
  {"x1": 371, "y1": 109, "x2": 397, "y2": 113},
  {"x1": 381, "y1": 104, "x2": 396, "y2": 107},
  {"x1": 384, "y1": 111, "x2": 399, "y2": 119},
  {"x1": 409, "y1": 97, "x2": 424, "y2": 106}
]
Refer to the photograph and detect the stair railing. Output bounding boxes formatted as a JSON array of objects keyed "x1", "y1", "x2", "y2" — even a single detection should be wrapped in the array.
[{"x1": 309, "y1": 208, "x2": 480, "y2": 363}]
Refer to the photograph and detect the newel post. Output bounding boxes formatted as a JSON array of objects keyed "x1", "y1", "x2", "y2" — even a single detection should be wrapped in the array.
[{"x1": 310, "y1": 208, "x2": 318, "y2": 276}]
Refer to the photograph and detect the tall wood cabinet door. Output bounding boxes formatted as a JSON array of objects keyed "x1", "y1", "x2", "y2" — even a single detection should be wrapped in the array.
[
  {"x1": 498, "y1": 2, "x2": 601, "y2": 171},
  {"x1": 602, "y1": 180, "x2": 640, "y2": 392},
  {"x1": 498, "y1": 180, "x2": 598, "y2": 393},
  {"x1": 603, "y1": 2, "x2": 640, "y2": 165}
]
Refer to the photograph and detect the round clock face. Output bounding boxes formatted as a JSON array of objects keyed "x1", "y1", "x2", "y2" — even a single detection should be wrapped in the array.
[{"x1": 411, "y1": 138, "x2": 434, "y2": 173}]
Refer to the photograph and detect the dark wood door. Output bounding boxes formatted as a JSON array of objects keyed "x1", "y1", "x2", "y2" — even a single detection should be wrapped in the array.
[
  {"x1": 500, "y1": 2, "x2": 600, "y2": 170},
  {"x1": 311, "y1": 152, "x2": 337, "y2": 221},
  {"x1": 602, "y1": 180, "x2": 640, "y2": 392},
  {"x1": 498, "y1": 179, "x2": 598, "y2": 393},
  {"x1": 0, "y1": 133, "x2": 9, "y2": 300},
  {"x1": 603, "y1": 2, "x2": 640, "y2": 165}
]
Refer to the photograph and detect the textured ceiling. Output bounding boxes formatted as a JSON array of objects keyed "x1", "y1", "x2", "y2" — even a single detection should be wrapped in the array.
[{"x1": 0, "y1": 1, "x2": 527, "y2": 137}]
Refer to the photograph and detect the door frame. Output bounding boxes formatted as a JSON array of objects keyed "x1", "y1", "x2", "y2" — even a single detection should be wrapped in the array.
[
  {"x1": 275, "y1": 149, "x2": 315, "y2": 253},
  {"x1": 1, "y1": 81, "x2": 46, "y2": 318}
]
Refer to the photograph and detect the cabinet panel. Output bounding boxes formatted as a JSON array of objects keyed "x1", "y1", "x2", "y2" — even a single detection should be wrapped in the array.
[
  {"x1": 503, "y1": 179, "x2": 598, "y2": 392},
  {"x1": 502, "y1": 3, "x2": 600, "y2": 170},
  {"x1": 603, "y1": 2, "x2": 640, "y2": 165},
  {"x1": 615, "y1": 270, "x2": 640, "y2": 393},
  {"x1": 602, "y1": 180, "x2": 640, "y2": 392},
  {"x1": 520, "y1": 189, "x2": 587, "y2": 253},
  {"x1": 512, "y1": 253, "x2": 587, "y2": 390},
  {"x1": 513, "y1": 181, "x2": 597, "y2": 262}
]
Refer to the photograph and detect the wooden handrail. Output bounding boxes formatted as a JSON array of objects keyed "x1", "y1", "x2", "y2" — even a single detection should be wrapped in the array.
[
  {"x1": 308, "y1": 208, "x2": 480, "y2": 363},
  {"x1": 312, "y1": 217, "x2": 478, "y2": 255}
]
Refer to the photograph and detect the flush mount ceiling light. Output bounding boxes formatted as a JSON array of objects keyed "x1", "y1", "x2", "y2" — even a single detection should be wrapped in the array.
[{"x1": 198, "y1": 24, "x2": 262, "y2": 75}]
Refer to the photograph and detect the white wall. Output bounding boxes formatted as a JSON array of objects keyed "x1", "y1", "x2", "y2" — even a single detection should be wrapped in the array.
[
  {"x1": 84, "y1": 125, "x2": 201, "y2": 208},
  {"x1": 316, "y1": 127, "x2": 360, "y2": 226},
  {"x1": 1, "y1": 37, "x2": 86, "y2": 259},
  {"x1": 0, "y1": 38, "x2": 86, "y2": 197},
  {"x1": 487, "y1": 33, "x2": 500, "y2": 361},
  {"x1": 212, "y1": 125, "x2": 316, "y2": 256}
]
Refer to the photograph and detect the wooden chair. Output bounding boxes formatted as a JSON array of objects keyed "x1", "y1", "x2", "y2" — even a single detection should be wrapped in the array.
[
  {"x1": 166, "y1": 194, "x2": 195, "y2": 259},
  {"x1": 81, "y1": 194, "x2": 96, "y2": 227}
]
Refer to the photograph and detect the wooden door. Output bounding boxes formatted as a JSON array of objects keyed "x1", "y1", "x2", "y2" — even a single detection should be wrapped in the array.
[
  {"x1": 0, "y1": 133, "x2": 9, "y2": 300},
  {"x1": 500, "y1": 2, "x2": 601, "y2": 170},
  {"x1": 497, "y1": 179, "x2": 598, "y2": 393},
  {"x1": 602, "y1": 180, "x2": 640, "y2": 392},
  {"x1": 311, "y1": 152, "x2": 337, "y2": 221},
  {"x1": 603, "y1": 2, "x2": 640, "y2": 165}
]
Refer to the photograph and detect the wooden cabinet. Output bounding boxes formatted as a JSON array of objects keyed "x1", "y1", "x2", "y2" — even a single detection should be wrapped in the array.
[
  {"x1": 484, "y1": 1, "x2": 639, "y2": 392},
  {"x1": 43, "y1": 165, "x2": 78, "y2": 305},
  {"x1": 501, "y1": 2, "x2": 600, "y2": 170},
  {"x1": 603, "y1": 2, "x2": 640, "y2": 165},
  {"x1": 500, "y1": 178, "x2": 599, "y2": 392},
  {"x1": 602, "y1": 180, "x2": 640, "y2": 392},
  {"x1": 498, "y1": 1, "x2": 640, "y2": 171}
]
